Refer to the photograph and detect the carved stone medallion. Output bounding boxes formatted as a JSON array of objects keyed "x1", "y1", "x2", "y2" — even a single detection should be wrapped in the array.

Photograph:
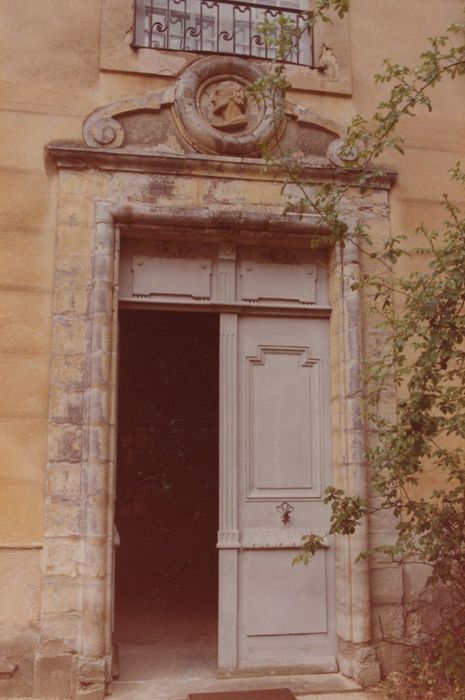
[
  {"x1": 173, "y1": 56, "x2": 284, "y2": 156},
  {"x1": 201, "y1": 79, "x2": 249, "y2": 132}
]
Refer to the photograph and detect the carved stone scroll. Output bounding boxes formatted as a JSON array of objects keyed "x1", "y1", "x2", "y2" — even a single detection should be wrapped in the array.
[
  {"x1": 78, "y1": 57, "x2": 355, "y2": 159},
  {"x1": 83, "y1": 93, "x2": 163, "y2": 149}
]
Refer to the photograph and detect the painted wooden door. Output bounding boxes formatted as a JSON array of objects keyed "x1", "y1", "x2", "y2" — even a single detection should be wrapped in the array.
[{"x1": 218, "y1": 314, "x2": 336, "y2": 672}]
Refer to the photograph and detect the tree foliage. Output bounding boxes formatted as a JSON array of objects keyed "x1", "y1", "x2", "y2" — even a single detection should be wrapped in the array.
[{"x1": 255, "y1": 3, "x2": 465, "y2": 696}]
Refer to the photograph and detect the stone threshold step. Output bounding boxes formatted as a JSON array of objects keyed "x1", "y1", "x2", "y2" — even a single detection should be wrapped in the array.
[
  {"x1": 298, "y1": 694, "x2": 378, "y2": 700},
  {"x1": 110, "y1": 672, "x2": 364, "y2": 700},
  {"x1": 0, "y1": 690, "x2": 379, "y2": 700},
  {"x1": 186, "y1": 690, "x2": 377, "y2": 700}
]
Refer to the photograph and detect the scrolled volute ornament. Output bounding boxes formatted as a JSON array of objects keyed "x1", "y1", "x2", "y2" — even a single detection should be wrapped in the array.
[
  {"x1": 83, "y1": 115, "x2": 125, "y2": 149},
  {"x1": 327, "y1": 137, "x2": 364, "y2": 168}
]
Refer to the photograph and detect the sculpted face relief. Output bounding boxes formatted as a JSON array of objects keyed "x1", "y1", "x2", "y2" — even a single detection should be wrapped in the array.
[{"x1": 207, "y1": 80, "x2": 248, "y2": 132}]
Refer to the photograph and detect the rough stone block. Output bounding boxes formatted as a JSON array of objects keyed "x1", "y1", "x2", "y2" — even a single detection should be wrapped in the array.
[
  {"x1": 92, "y1": 255, "x2": 113, "y2": 284},
  {"x1": 376, "y1": 640, "x2": 408, "y2": 677},
  {"x1": 81, "y1": 538, "x2": 107, "y2": 579},
  {"x1": 90, "y1": 283, "x2": 113, "y2": 315},
  {"x1": 89, "y1": 351, "x2": 112, "y2": 385},
  {"x1": 402, "y1": 562, "x2": 430, "y2": 603},
  {"x1": 79, "y1": 658, "x2": 106, "y2": 683},
  {"x1": 88, "y1": 426, "x2": 110, "y2": 463},
  {"x1": 85, "y1": 496, "x2": 109, "y2": 538},
  {"x1": 44, "y1": 499, "x2": 81, "y2": 537},
  {"x1": 33, "y1": 653, "x2": 74, "y2": 698},
  {"x1": 44, "y1": 538, "x2": 82, "y2": 577},
  {"x1": 372, "y1": 604, "x2": 405, "y2": 640},
  {"x1": 56, "y1": 225, "x2": 92, "y2": 257},
  {"x1": 85, "y1": 465, "x2": 108, "y2": 497},
  {"x1": 337, "y1": 639, "x2": 381, "y2": 687},
  {"x1": 0, "y1": 655, "x2": 33, "y2": 697},
  {"x1": 54, "y1": 286, "x2": 89, "y2": 316},
  {"x1": 42, "y1": 579, "x2": 81, "y2": 615},
  {"x1": 46, "y1": 464, "x2": 82, "y2": 500},
  {"x1": 50, "y1": 354, "x2": 88, "y2": 391},
  {"x1": 89, "y1": 389, "x2": 110, "y2": 425},
  {"x1": 48, "y1": 423, "x2": 83, "y2": 463},
  {"x1": 0, "y1": 660, "x2": 18, "y2": 679},
  {"x1": 54, "y1": 254, "x2": 91, "y2": 289},
  {"x1": 56, "y1": 200, "x2": 88, "y2": 232},
  {"x1": 40, "y1": 613, "x2": 80, "y2": 654},
  {"x1": 49, "y1": 388, "x2": 85, "y2": 424},
  {"x1": 53, "y1": 317, "x2": 88, "y2": 356},
  {"x1": 90, "y1": 322, "x2": 112, "y2": 355},
  {"x1": 76, "y1": 682, "x2": 106, "y2": 700},
  {"x1": 60, "y1": 171, "x2": 106, "y2": 198},
  {"x1": 369, "y1": 506, "x2": 398, "y2": 535},
  {"x1": 369, "y1": 531, "x2": 401, "y2": 563},
  {"x1": 371, "y1": 565, "x2": 404, "y2": 605}
]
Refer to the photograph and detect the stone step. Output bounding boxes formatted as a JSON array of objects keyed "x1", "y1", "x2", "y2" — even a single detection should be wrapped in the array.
[{"x1": 110, "y1": 673, "x2": 365, "y2": 700}]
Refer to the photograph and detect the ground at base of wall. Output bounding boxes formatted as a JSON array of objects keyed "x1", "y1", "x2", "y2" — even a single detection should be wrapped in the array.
[
  {"x1": 0, "y1": 695, "x2": 378, "y2": 700},
  {"x1": 299, "y1": 693, "x2": 379, "y2": 699},
  {"x1": 109, "y1": 672, "x2": 363, "y2": 700},
  {"x1": 0, "y1": 694, "x2": 379, "y2": 700},
  {"x1": 0, "y1": 670, "x2": 386, "y2": 700},
  {"x1": 0, "y1": 675, "x2": 381, "y2": 700}
]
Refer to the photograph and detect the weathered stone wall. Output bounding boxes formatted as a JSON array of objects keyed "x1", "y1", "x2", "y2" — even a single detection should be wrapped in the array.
[{"x1": 0, "y1": 0, "x2": 464, "y2": 695}]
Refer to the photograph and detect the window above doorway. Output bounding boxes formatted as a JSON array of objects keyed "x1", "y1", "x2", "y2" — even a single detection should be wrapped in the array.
[
  {"x1": 99, "y1": 0, "x2": 352, "y2": 94},
  {"x1": 132, "y1": 0, "x2": 315, "y2": 66}
]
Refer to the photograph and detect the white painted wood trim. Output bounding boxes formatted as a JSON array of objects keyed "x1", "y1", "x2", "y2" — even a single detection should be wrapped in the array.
[
  {"x1": 218, "y1": 313, "x2": 240, "y2": 668},
  {"x1": 218, "y1": 312, "x2": 239, "y2": 546}
]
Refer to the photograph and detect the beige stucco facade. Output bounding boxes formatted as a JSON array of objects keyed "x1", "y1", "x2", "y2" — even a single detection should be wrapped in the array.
[{"x1": 0, "y1": 0, "x2": 464, "y2": 697}]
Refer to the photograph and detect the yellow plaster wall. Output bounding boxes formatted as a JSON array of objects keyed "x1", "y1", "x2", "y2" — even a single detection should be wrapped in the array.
[{"x1": 0, "y1": 0, "x2": 463, "y2": 566}]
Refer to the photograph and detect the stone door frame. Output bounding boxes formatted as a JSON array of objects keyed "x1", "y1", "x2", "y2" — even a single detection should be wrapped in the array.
[{"x1": 37, "y1": 192, "x2": 380, "y2": 699}]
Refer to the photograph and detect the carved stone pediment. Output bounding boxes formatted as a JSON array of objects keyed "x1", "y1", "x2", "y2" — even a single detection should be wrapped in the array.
[{"x1": 82, "y1": 55, "x2": 349, "y2": 162}]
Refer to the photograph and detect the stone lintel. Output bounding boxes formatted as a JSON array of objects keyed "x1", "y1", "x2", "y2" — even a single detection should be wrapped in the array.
[
  {"x1": 46, "y1": 143, "x2": 397, "y2": 190},
  {"x1": 112, "y1": 205, "x2": 330, "y2": 239}
]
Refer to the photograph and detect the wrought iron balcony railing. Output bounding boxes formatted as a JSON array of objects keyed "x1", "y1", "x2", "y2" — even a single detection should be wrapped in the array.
[{"x1": 133, "y1": 0, "x2": 315, "y2": 66}]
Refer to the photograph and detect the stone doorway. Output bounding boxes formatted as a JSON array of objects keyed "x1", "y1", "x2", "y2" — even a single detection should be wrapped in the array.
[
  {"x1": 114, "y1": 309, "x2": 220, "y2": 681},
  {"x1": 38, "y1": 190, "x2": 390, "y2": 696}
]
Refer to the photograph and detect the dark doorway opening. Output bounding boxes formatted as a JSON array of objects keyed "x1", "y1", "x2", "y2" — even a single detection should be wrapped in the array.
[{"x1": 115, "y1": 309, "x2": 219, "y2": 681}]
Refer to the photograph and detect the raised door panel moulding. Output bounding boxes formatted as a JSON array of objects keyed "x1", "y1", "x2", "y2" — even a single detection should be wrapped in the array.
[
  {"x1": 217, "y1": 529, "x2": 240, "y2": 548},
  {"x1": 244, "y1": 550, "x2": 328, "y2": 636},
  {"x1": 241, "y1": 528, "x2": 329, "y2": 549},
  {"x1": 239, "y1": 262, "x2": 317, "y2": 305},
  {"x1": 132, "y1": 255, "x2": 212, "y2": 300},
  {"x1": 246, "y1": 346, "x2": 323, "y2": 500}
]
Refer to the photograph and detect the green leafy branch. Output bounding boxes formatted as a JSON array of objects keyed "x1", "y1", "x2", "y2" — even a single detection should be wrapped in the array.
[{"x1": 254, "y1": 8, "x2": 465, "y2": 691}]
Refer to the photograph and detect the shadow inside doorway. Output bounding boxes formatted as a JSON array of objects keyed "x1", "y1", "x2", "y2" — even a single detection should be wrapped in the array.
[{"x1": 115, "y1": 309, "x2": 219, "y2": 681}]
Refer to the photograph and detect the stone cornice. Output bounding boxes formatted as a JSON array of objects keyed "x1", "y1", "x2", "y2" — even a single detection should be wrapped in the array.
[
  {"x1": 96, "y1": 200, "x2": 332, "y2": 241},
  {"x1": 46, "y1": 142, "x2": 397, "y2": 189}
]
